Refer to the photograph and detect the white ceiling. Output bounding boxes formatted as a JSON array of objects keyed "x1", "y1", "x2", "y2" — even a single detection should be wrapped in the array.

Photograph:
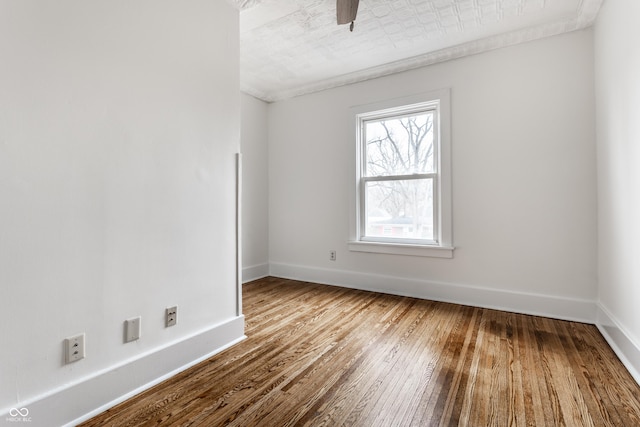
[{"x1": 231, "y1": 0, "x2": 603, "y2": 102}]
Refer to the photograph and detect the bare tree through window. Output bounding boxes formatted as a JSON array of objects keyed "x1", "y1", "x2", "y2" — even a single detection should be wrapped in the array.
[{"x1": 363, "y1": 111, "x2": 436, "y2": 241}]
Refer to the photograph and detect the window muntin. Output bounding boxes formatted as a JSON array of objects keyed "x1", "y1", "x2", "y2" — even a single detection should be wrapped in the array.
[{"x1": 358, "y1": 102, "x2": 440, "y2": 246}]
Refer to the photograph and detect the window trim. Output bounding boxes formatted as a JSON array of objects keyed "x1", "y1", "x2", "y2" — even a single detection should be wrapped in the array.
[{"x1": 348, "y1": 89, "x2": 453, "y2": 258}]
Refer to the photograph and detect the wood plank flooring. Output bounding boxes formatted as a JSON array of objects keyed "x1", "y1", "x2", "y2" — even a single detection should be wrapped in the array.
[{"x1": 81, "y1": 277, "x2": 640, "y2": 426}]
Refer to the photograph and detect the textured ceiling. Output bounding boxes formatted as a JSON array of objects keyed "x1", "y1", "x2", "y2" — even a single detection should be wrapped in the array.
[{"x1": 231, "y1": 0, "x2": 603, "y2": 102}]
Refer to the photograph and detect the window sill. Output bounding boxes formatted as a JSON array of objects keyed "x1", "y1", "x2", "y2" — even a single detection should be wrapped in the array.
[{"x1": 348, "y1": 241, "x2": 454, "y2": 258}]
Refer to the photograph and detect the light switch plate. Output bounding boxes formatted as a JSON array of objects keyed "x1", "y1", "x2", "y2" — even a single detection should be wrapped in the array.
[{"x1": 124, "y1": 317, "x2": 141, "y2": 342}]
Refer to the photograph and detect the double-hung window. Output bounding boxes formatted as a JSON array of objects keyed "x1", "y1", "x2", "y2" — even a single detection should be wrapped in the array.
[{"x1": 349, "y1": 90, "x2": 453, "y2": 258}]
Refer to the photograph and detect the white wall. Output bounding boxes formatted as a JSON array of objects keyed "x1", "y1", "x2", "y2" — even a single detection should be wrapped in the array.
[
  {"x1": 0, "y1": 0, "x2": 241, "y2": 424},
  {"x1": 594, "y1": 0, "x2": 640, "y2": 382},
  {"x1": 269, "y1": 30, "x2": 598, "y2": 321},
  {"x1": 241, "y1": 93, "x2": 269, "y2": 282}
]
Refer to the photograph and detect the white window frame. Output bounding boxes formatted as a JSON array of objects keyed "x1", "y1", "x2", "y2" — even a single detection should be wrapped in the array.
[{"x1": 348, "y1": 89, "x2": 453, "y2": 258}]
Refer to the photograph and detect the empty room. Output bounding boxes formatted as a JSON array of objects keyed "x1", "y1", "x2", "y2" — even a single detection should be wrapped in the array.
[{"x1": 1, "y1": 0, "x2": 640, "y2": 425}]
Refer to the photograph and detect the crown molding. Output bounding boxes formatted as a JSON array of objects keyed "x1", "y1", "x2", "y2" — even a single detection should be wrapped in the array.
[
  {"x1": 243, "y1": 13, "x2": 599, "y2": 103},
  {"x1": 240, "y1": 0, "x2": 604, "y2": 103}
]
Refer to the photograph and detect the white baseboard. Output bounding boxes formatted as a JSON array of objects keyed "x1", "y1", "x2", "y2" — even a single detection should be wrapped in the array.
[
  {"x1": 1, "y1": 316, "x2": 245, "y2": 427},
  {"x1": 269, "y1": 262, "x2": 597, "y2": 323},
  {"x1": 242, "y1": 263, "x2": 269, "y2": 283},
  {"x1": 596, "y1": 304, "x2": 640, "y2": 386}
]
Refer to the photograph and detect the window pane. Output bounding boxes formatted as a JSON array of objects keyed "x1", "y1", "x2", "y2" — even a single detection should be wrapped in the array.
[
  {"x1": 364, "y1": 112, "x2": 434, "y2": 177},
  {"x1": 365, "y1": 178, "x2": 434, "y2": 241}
]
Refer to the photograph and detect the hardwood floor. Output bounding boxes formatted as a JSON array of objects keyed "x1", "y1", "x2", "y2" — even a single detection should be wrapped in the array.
[{"x1": 81, "y1": 277, "x2": 640, "y2": 426}]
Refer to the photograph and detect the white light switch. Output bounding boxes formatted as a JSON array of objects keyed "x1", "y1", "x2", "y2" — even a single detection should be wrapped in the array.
[{"x1": 124, "y1": 317, "x2": 141, "y2": 343}]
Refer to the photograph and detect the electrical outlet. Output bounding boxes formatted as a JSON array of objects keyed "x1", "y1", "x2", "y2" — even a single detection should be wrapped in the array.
[
  {"x1": 65, "y1": 333, "x2": 85, "y2": 363},
  {"x1": 166, "y1": 306, "x2": 177, "y2": 327},
  {"x1": 124, "y1": 317, "x2": 141, "y2": 343},
  {"x1": 330, "y1": 250, "x2": 336, "y2": 261}
]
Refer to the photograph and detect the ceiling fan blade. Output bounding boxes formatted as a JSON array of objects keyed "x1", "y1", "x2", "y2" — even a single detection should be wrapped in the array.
[{"x1": 337, "y1": 0, "x2": 359, "y2": 25}]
